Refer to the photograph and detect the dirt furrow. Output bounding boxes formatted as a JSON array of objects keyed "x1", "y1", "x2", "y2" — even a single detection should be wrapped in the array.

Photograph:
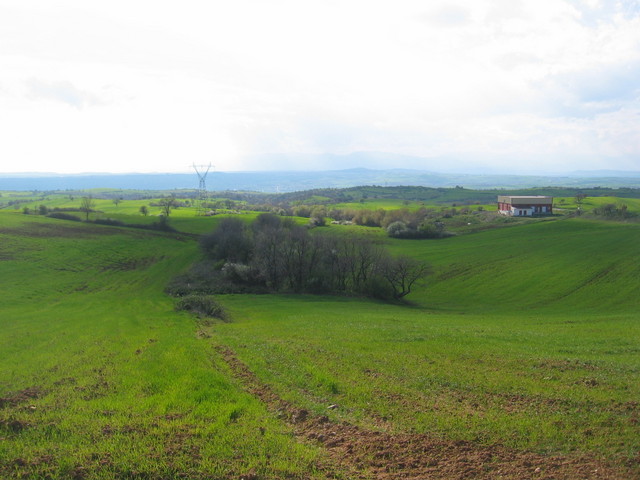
[{"x1": 216, "y1": 345, "x2": 637, "y2": 480}]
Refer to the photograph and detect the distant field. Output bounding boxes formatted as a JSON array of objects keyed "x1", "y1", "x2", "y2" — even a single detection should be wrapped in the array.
[
  {"x1": 1, "y1": 201, "x2": 639, "y2": 478},
  {"x1": 5, "y1": 187, "x2": 640, "y2": 216},
  {"x1": 554, "y1": 195, "x2": 640, "y2": 214},
  {"x1": 332, "y1": 199, "x2": 424, "y2": 210},
  {"x1": 331, "y1": 198, "x2": 496, "y2": 211}
]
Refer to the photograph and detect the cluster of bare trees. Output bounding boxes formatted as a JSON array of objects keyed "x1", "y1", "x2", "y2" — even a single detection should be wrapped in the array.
[{"x1": 200, "y1": 214, "x2": 429, "y2": 299}]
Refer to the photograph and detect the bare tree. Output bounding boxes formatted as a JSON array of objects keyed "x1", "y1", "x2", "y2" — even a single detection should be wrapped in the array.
[
  {"x1": 253, "y1": 228, "x2": 287, "y2": 289},
  {"x1": 200, "y1": 217, "x2": 251, "y2": 263},
  {"x1": 79, "y1": 196, "x2": 95, "y2": 221},
  {"x1": 159, "y1": 196, "x2": 177, "y2": 218},
  {"x1": 575, "y1": 193, "x2": 587, "y2": 215},
  {"x1": 353, "y1": 239, "x2": 385, "y2": 289},
  {"x1": 198, "y1": 214, "x2": 430, "y2": 300},
  {"x1": 323, "y1": 236, "x2": 350, "y2": 292},
  {"x1": 280, "y1": 227, "x2": 323, "y2": 292},
  {"x1": 379, "y1": 255, "x2": 430, "y2": 299}
]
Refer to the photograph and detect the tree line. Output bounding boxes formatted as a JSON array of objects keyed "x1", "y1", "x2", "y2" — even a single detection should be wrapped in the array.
[{"x1": 194, "y1": 214, "x2": 429, "y2": 300}]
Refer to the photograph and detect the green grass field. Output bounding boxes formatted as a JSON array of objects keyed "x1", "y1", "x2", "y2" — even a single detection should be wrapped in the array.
[
  {"x1": 212, "y1": 218, "x2": 640, "y2": 458},
  {"x1": 0, "y1": 213, "x2": 320, "y2": 479},
  {"x1": 331, "y1": 198, "x2": 496, "y2": 212},
  {"x1": 1, "y1": 203, "x2": 639, "y2": 478}
]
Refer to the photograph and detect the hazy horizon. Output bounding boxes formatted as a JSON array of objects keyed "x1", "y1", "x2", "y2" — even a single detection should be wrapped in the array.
[
  {"x1": 2, "y1": 156, "x2": 640, "y2": 177},
  {"x1": 1, "y1": 1, "x2": 639, "y2": 174}
]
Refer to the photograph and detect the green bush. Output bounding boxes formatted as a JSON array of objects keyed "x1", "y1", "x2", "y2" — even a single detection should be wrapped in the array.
[
  {"x1": 175, "y1": 295, "x2": 227, "y2": 320},
  {"x1": 386, "y1": 221, "x2": 408, "y2": 237}
]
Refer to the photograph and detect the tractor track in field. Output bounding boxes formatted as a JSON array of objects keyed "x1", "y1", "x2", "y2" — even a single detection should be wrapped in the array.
[{"x1": 216, "y1": 345, "x2": 638, "y2": 480}]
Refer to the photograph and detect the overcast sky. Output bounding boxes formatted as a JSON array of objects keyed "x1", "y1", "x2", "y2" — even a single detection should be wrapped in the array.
[{"x1": 1, "y1": 0, "x2": 639, "y2": 174}]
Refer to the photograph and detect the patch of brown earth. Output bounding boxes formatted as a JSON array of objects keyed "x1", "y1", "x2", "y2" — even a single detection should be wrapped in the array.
[
  {"x1": 0, "y1": 418, "x2": 31, "y2": 433},
  {"x1": 533, "y1": 359, "x2": 601, "y2": 371},
  {"x1": 74, "y1": 377, "x2": 112, "y2": 401},
  {"x1": 216, "y1": 346, "x2": 638, "y2": 480},
  {"x1": 0, "y1": 386, "x2": 43, "y2": 409}
]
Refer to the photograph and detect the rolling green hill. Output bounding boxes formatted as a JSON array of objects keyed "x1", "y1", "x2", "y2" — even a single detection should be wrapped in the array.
[
  {"x1": 392, "y1": 218, "x2": 640, "y2": 314},
  {"x1": 0, "y1": 213, "x2": 319, "y2": 479},
  {"x1": 1, "y1": 210, "x2": 638, "y2": 478},
  {"x1": 211, "y1": 218, "x2": 639, "y2": 463}
]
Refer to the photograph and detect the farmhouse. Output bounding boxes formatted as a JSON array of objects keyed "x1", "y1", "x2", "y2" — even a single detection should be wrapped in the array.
[{"x1": 497, "y1": 195, "x2": 553, "y2": 216}]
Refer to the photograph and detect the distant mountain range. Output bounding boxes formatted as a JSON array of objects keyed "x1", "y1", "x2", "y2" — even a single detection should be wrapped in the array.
[{"x1": 1, "y1": 168, "x2": 639, "y2": 192}]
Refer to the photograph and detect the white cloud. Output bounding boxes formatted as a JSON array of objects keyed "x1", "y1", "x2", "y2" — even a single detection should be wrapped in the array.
[
  {"x1": 424, "y1": 4, "x2": 471, "y2": 27},
  {"x1": 24, "y1": 79, "x2": 102, "y2": 109},
  {"x1": 0, "y1": 0, "x2": 639, "y2": 174}
]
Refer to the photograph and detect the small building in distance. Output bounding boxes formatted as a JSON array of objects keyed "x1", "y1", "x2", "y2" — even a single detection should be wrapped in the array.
[{"x1": 497, "y1": 195, "x2": 553, "y2": 216}]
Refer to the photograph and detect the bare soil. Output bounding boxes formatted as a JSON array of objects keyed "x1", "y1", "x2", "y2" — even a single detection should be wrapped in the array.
[
  {"x1": 0, "y1": 386, "x2": 43, "y2": 409},
  {"x1": 216, "y1": 346, "x2": 639, "y2": 480},
  {"x1": 0, "y1": 387, "x2": 43, "y2": 439}
]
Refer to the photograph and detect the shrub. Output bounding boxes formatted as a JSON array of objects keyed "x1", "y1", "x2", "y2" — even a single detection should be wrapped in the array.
[
  {"x1": 308, "y1": 216, "x2": 326, "y2": 227},
  {"x1": 92, "y1": 218, "x2": 125, "y2": 226},
  {"x1": 386, "y1": 220, "x2": 451, "y2": 239},
  {"x1": 293, "y1": 205, "x2": 311, "y2": 217},
  {"x1": 128, "y1": 221, "x2": 177, "y2": 232},
  {"x1": 592, "y1": 203, "x2": 635, "y2": 219},
  {"x1": 175, "y1": 295, "x2": 227, "y2": 320},
  {"x1": 353, "y1": 209, "x2": 384, "y2": 227},
  {"x1": 165, "y1": 261, "x2": 268, "y2": 296},
  {"x1": 252, "y1": 213, "x2": 284, "y2": 232},
  {"x1": 51, "y1": 207, "x2": 83, "y2": 212},
  {"x1": 222, "y1": 262, "x2": 259, "y2": 284},
  {"x1": 387, "y1": 221, "x2": 409, "y2": 237},
  {"x1": 416, "y1": 221, "x2": 451, "y2": 238},
  {"x1": 47, "y1": 212, "x2": 82, "y2": 222}
]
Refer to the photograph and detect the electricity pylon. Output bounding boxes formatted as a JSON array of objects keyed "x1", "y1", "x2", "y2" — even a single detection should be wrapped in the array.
[{"x1": 193, "y1": 163, "x2": 212, "y2": 216}]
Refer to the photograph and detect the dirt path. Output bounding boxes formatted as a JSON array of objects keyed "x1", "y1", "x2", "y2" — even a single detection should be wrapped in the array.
[{"x1": 216, "y1": 346, "x2": 638, "y2": 480}]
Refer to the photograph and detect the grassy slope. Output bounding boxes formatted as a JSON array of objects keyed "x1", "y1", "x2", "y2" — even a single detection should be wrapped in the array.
[
  {"x1": 397, "y1": 218, "x2": 640, "y2": 313},
  {"x1": 0, "y1": 213, "x2": 319, "y2": 479},
  {"x1": 1, "y1": 209, "x2": 639, "y2": 476},
  {"x1": 555, "y1": 196, "x2": 640, "y2": 212},
  {"x1": 213, "y1": 218, "x2": 640, "y2": 464},
  {"x1": 215, "y1": 296, "x2": 639, "y2": 457}
]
